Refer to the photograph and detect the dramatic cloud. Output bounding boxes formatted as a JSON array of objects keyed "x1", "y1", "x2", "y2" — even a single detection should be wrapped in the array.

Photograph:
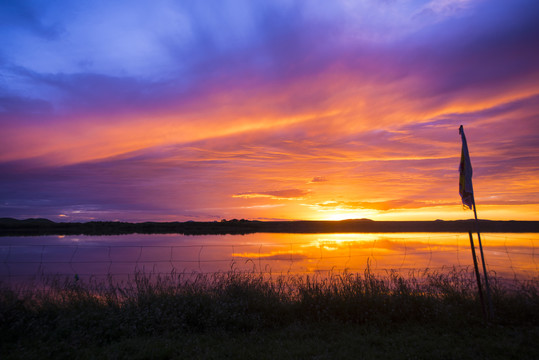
[{"x1": 1, "y1": 0, "x2": 538, "y2": 221}]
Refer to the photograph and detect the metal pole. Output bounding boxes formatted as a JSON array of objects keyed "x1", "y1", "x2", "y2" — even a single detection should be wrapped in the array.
[
  {"x1": 472, "y1": 197, "x2": 494, "y2": 320},
  {"x1": 468, "y1": 231, "x2": 487, "y2": 320}
]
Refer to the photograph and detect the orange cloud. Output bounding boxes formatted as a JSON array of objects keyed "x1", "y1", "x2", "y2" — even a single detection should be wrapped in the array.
[{"x1": 233, "y1": 189, "x2": 311, "y2": 200}]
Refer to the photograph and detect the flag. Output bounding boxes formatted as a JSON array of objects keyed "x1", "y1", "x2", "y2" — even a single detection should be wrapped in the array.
[{"x1": 459, "y1": 125, "x2": 474, "y2": 210}]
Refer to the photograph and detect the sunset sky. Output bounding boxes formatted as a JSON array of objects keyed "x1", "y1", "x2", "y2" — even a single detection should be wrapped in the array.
[{"x1": 1, "y1": 0, "x2": 538, "y2": 222}]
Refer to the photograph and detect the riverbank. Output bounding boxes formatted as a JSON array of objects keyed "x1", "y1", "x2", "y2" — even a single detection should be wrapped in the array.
[{"x1": 1, "y1": 218, "x2": 538, "y2": 236}]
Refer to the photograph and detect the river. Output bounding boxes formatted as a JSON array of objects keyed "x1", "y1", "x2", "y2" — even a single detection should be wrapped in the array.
[{"x1": 1, "y1": 232, "x2": 537, "y2": 284}]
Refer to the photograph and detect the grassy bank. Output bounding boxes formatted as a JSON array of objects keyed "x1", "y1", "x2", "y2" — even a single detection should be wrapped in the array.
[{"x1": 1, "y1": 269, "x2": 538, "y2": 359}]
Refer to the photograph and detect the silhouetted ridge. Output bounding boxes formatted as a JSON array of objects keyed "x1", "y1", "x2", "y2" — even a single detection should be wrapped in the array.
[
  {"x1": 0, "y1": 218, "x2": 538, "y2": 236},
  {"x1": 0, "y1": 217, "x2": 55, "y2": 225}
]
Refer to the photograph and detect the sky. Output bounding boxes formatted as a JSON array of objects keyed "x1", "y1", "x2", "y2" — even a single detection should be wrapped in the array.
[{"x1": 1, "y1": 0, "x2": 538, "y2": 222}]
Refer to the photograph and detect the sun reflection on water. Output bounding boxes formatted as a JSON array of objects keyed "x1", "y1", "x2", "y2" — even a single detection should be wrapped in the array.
[{"x1": 0, "y1": 233, "x2": 537, "y2": 283}]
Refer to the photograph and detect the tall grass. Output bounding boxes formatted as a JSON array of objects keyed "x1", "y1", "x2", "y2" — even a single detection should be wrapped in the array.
[{"x1": 1, "y1": 268, "x2": 538, "y2": 348}]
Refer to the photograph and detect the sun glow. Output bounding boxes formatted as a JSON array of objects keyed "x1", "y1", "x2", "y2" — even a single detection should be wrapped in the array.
[{"x1": 316, "y1": 211, "x2": 376, "y2": 221}]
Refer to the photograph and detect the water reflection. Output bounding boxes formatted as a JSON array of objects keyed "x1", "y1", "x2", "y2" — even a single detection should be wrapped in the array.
[{"x1": 0, "y1": 233, "x2": 537, "y2": 284}]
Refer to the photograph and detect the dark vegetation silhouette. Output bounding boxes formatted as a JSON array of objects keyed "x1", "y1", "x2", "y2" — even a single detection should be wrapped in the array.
[
  {"x1": 1, "y1": 218, "x2": 538, "y2": 236},
  {"x1": 1, "y1": 269, "x2": 538, "y2": 358}
]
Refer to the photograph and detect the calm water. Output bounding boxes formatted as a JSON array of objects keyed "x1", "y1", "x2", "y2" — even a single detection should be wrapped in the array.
[{"x1": 1, "y1": 233, "x2": 537, "y2": 283}]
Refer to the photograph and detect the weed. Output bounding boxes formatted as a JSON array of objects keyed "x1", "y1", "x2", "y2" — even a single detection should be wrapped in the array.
[{"x1": 1, "y1": 268, "x2": 538, "y2": 358}]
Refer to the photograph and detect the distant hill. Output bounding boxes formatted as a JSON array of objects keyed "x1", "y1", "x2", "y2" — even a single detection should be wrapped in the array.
[
  {"x1": 0, "y1": 218, "x2": 538, "y2": 236},
  {"x1": 0, "y1": 218, "x2": 55, "y2": 225}
]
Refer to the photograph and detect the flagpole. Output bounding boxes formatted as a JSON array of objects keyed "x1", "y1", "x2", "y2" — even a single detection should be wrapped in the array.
[
  {"x1": 472, "y1": 189, "x2": 494, "y2": 320},
  {"x1": 468, "y1": 231, "x2": 486, "y2": 320},
  {"x1": 459, "y1": 125, "x2": 494, "y2": 321}
]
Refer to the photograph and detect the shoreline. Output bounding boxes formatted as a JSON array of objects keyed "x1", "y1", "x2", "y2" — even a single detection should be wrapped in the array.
[{"x1": 1, "y1": 217, "x2": 538, "y2": 236}]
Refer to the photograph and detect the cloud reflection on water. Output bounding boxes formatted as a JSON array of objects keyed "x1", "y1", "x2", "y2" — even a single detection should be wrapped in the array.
[{"x1": 0, "y1": 233, "x2": 537, "y2": 284}]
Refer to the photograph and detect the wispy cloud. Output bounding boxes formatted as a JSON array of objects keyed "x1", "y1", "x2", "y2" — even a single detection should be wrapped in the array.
[
  {"x1": 312, "y1": 200, "x2": 456, "y2": 212},
  {"x1": 309, "y1": 176, "x2": 328, "y2": 183},
  {"x1": 233, "y1": 189, "x2": 311, "y2": 200}
]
